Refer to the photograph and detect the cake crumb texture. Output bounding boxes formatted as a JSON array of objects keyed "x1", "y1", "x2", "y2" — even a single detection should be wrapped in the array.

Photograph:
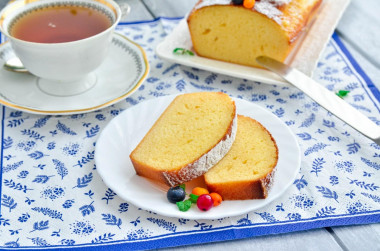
[
  {"x1": 130, "y1": 92, "x2": 237, "y2": 187},
  {"x1": 205, "y1": 115, "x2": 278, "y2": 200},
  {"x1": 187, "y1": 0, "x2": 322, "y2": 67}
]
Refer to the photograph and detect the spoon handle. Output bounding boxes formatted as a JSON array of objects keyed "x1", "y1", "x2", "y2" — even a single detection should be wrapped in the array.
[{"x1": 3, "y1": 57, "x2": 29, "y2": 73}]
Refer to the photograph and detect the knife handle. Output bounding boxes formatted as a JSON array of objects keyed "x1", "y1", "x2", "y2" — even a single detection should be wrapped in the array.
[
  {"x1": 257, "y1": 56, "x2": 380, "y2": 145},
  {"x1": 289, "y1": 69, "x2": 380, "y2": 143}
]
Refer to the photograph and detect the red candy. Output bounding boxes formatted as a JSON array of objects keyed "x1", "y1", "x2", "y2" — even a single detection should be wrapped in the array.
[{"x1": 196, "y1": 194, "x2": 213, "y2": 211}]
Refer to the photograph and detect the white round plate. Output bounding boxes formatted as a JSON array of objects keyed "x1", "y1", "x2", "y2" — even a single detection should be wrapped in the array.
[
  {"x1": 0, "y1": 33, "x2": 149, "y2": 115},
  {"x1": 95, "y1": 95, "x2": 301, "y2": 220}
]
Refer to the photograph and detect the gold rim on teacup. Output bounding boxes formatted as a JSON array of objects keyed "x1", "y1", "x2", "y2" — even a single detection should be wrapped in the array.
[
  {"x1": 0, "y1": 0, "x2": 123, "y2": 97},
  {"x1": 0, "y1": 0, "x2": 121, "y2": 45}
]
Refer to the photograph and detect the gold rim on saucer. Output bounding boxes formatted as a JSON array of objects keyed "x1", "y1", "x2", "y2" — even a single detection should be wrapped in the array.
[{"x1": 0, "y1": 32, "x2": 150, "y2": 114}]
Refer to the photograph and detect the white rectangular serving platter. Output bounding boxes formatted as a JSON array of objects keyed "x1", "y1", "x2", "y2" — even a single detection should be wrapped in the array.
[{"x1": 156, "y1": 0, "x2": 350, "y2": 85}]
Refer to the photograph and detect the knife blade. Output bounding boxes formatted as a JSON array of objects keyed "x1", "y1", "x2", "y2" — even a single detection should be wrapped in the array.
[{"x1": 256, "y1": 56, "x2": 380, "y2": 145}]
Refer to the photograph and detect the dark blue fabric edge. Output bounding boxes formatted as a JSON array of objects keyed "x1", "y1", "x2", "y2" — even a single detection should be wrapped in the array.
[
  {"x1": 0, "y1": 106, "x2": 4, "y2": 216},
  {"x1": 118, "y1": 16, "x2": 183, "y2": 25},
  {"x1": 1, "y1": 211, "x2": 379, "y2": 250},
  {"x1": 332, "y1": 33, "x2": 380, "y2": 104}
]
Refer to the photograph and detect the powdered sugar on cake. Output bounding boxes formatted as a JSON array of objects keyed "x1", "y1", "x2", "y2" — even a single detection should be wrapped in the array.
[
  {"x1": 195, "y1": 0, "x2": 292, "y2": 24},
  {"x1": 254, "y1": 0, "x2": 286, "y2": 24},
  {"x1": 261, "y1": 162, "x2": 277, "y2": 196},
  {"x1": 163, "y1": 113, "x2": 238, "y2": 186}
]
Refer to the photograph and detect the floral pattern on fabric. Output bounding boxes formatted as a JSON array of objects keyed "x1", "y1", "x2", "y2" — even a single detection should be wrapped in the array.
[{"x1": 0, "y1": 18, "x2": 379, "y2": 249}]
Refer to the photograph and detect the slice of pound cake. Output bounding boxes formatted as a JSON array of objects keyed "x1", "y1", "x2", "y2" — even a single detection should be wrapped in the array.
[
  {"x1": 130, "y1": 92, "x2": 237, "y2": 187},
  {"x1": 187, "y1": 0, "x2": 322, "y2": 68},
  {"x1": 204, "y1": 115, "x2": 278, "y2": 200}
]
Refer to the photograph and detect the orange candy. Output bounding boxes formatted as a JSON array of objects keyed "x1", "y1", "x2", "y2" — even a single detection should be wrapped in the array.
[
  {"x1": 191, "y1": 187, "x2": 209, "y2": 196},
  {"x1": 243, "y1": 0, "x2": 255, "y2": 9},
  {"x1": 209, "y1": 192, "x2": 223, "y2": 207}
]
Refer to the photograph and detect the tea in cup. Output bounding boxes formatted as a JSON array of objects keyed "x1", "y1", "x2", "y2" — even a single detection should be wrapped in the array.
[{"x1": 0, "y1": 0, "x2": 122, "y2": 96}]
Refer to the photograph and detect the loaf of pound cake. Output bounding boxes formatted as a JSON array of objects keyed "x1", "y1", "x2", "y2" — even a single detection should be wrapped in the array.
[
  {"x1": 187, "y1": 0, "x2": 323, "y2": 68},
  {"x1": 204, "y1": 115, "x2": 278, "y2": 199},
  {"x1": 130, "y1": 92, "x2": 237, "y2": 187}
]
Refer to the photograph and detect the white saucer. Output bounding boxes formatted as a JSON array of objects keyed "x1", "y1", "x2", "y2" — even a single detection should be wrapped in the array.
[
  {"x1": 95, "y1": 95, "x2": 301, "y2": 220},
  {"x1": 0, "y1": 33, "x2": 149, "y2": 115}
]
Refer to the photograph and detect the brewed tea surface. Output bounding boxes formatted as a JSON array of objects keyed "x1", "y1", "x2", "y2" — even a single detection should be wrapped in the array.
[{"x1": 10, "y1": 5, "x2": 112, "y2": 43}]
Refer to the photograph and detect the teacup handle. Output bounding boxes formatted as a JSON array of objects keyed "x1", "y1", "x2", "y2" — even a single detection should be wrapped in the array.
[{"x1": 115, "y1": 0, "x2": 131, "y2": 20}]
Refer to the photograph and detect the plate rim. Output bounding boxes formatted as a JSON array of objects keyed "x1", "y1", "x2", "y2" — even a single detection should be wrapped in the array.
[
  {"x1": 0, "y1": 32, "x2": 150, "y2": 115},
  {"x1": 95, "y1": 94, "x2": 301, "y2": 220}
]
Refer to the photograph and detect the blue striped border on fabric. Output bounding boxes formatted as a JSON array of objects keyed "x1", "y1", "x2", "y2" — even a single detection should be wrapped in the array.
[{"x1": 0, "y1": 17, "x2": 379, "y2": 250}]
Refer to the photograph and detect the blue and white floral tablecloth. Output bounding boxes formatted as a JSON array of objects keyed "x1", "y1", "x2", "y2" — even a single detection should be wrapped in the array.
[{"x1": 0, "y1": 18, "x2": 379, "y2": 250}]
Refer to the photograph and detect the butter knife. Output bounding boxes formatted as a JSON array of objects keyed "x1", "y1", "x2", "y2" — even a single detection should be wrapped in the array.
[{"x1": 256, "y1": 56, "x2": 380, "y2": 145}]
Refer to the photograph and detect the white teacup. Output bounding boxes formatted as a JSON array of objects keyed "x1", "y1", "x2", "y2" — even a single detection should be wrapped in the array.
[{"x1": 0, "y1": 0, "x2": 122, "y2": 96}]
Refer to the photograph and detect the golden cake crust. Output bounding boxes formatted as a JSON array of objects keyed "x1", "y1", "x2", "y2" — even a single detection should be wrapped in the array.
[
  {"x1": 187, "y1": 0, "x2": 322, "y2": 68},
  {"x1": 204, "y1": 115, "x2": 279, "y2": 200},
  {"x1": 130, "y1": 92, "x2": 237, "y2": 187},
  {"x1": 131, "y1": 116, "x2": 236, "y2": 186}
]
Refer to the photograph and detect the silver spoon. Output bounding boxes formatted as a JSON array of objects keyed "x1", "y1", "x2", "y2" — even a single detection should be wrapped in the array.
[{"x1": 3, "y1": 57, "x2": 29, "y2": 73}]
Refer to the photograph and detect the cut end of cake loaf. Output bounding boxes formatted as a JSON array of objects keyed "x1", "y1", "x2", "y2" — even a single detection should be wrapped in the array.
[
  {"x1": 204, "y1": 115, "x2": 278, "y2": 200},
  {"x1": 130, "y1": 92, "x2": 237, "y2": 187},
  {"x1": 187, "y1": 0, "x2": 322, "y2": 68}
]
